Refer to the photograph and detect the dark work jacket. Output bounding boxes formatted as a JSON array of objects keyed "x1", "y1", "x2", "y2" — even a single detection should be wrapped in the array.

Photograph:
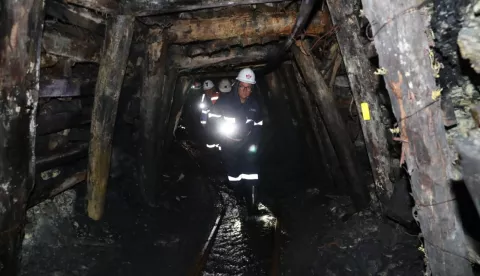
[
  {"x1": 199, "y1": 91, "x2": 220, "y2": 125},
  {"x1": 207, "y1": 85, "x2": 263, "y2": 151}
]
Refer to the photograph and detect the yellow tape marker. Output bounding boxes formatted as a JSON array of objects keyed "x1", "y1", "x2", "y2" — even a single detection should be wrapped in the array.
[{"x1": 361, "y1": 102, "x2": 371, "y2": 121}]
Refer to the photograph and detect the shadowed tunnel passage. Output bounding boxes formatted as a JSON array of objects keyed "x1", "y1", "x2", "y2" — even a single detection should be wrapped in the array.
[{"x1": 1, "y1": 0, "x2": 480, "y2": 275}]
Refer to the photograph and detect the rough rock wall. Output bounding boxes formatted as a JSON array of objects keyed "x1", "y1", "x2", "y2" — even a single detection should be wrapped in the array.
[
  {"x1": 431, "y1": 0, "x2": 480, "y2": 179},
  {"x1": 458, "y1": 1, "x2": 480, "y2": 73},
  {"x1": 431, "y1": 0, "x2": 472, "y2": 88}
]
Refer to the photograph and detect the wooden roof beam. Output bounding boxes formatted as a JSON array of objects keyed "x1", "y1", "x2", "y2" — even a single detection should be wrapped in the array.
[
  {"x1": 161, "y1": 9, "x2": 330, "y2": 44},
  {"x1": 60, "y1": 0, "x2": 290, "y2": 16},
  {"x1": 41, "y1": 10, "x2": 329, "y2": 63},
  {"x1": 186, "y1": 36, "x2": 280, "y2": 57},
  {"x1": 171, "y1": 44, "x2": 277, "y2": 70},
  {"x1": 46, "y1": 0, "x2": 105, "y2": 34},
  {"x1": 42, "y1": 22, "x2": 102, "y2": 62}
]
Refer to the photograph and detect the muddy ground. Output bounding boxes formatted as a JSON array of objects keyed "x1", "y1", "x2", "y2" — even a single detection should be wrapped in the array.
[
  {"x1": 22, "y1": 139, "x2": 217, "y2": 276},
  {"x1": 279, "y1": 190, "x2": 424, "y2": 276},
  {"x1": 21, "y1": 114, "x2": 424, "y2": 276}
]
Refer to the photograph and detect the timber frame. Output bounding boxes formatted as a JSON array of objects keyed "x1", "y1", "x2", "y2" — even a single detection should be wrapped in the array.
[
  {"x1": 0, "y1": 0, "x2": 44, "y2": 273},
  {"x1": 362, "y1": 0, "x2": 477, "y2": 275},
  {"x1": 2, "y1": 0, "x2": 480, "y2": 275}
]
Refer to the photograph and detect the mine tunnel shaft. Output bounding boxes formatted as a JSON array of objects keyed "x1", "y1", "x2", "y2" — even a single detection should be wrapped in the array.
[{"x1": 2, "y1": 0, "x2": 480, "y2": 275}]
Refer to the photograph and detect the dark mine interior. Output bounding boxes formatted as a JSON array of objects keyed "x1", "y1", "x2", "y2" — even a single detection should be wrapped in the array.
[{"x1": 2, "y1": 0, "x2": 480, "y2": 275}]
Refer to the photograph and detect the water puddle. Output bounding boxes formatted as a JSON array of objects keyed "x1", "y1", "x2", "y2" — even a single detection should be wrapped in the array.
[{"x1": 203, "y1": 189, "x2": 277, "y2": 276}]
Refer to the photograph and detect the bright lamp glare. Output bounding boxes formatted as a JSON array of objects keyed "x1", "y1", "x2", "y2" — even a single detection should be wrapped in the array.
[
  {"x1": 248, "y1": 145, "x2": 257, "y2": 153},
  {"x1": 199, "y1": 103, "x2": 206, "y2": 109},
  {"x1": 219, "y1": 122, "x2": 236, "y2": 136}
]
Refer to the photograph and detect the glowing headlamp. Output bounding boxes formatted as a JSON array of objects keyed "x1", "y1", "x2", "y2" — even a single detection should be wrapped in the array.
[
  {"x1": 248, "y1": 144, "x2": 257, "y2": 153},
  {"x1": 218, "y1": 121, "x2": 237, "y2": 136},
  {"x1": 199, "y1": 103, "x2": 206, "y2": 109},
  {"x1": 191, "y1": 81, "x2": 201, "y2": 89}
]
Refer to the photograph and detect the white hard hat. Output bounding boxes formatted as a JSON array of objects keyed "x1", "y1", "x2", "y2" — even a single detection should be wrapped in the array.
[
  {"x1": 203, "y1": 80, "x2": 214, "y2": 90},
  {"x1": 236, "y1": 68, "x2": 256, "y2": 84},
  {"x1": 218, "y1": 79, "x2": 232, "y2": 93}
]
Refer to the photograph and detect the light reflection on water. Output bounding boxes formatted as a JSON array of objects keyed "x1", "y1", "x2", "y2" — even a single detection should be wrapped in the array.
[{"x1": 202, "y1": 192, "x2": 276, "y2": 276}]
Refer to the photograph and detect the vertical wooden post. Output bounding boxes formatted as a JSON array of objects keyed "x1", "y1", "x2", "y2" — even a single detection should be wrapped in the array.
[
  {"x1": 293, "y1": 42, "x2": 370, "y2": 209},
  {"x1": 155, "y1": 70, "x2": 178, "y2": 172},
  {"x1": 326, "y1": 0, "x2": 394, "y2": 202},
  {"x1": 313, "y1": 103, "x2": 348, "y2": 191},
  {"x1": 264, "y1": 71, "x2": 293, "y2": 130},
  {"x1": 291, "y1": 63, "x2": 340, "y2": 189},
  {"x1": 280, "y1": 63, "x2": 323, "y2": 171},
  {"x1": 87, "y1": 15, "x2": 134, "y2": 220},
  {"x1": 164, "y1": 76, "x2": 191, "y2": 151},
  {"x1": 158, "y1": 70, "x2": 178, "y2": 146},
  {"x1": 138, "y1": 31, "x2": 169, "y2": 206},
  {"x1": 0, "y1": 0, "x2": 43, "y2": 273},
  {"x1": 362, "y1": 1, "x2": 474, "y2": 275}
]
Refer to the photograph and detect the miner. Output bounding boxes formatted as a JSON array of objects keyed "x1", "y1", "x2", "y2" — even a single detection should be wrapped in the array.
[{"x1": 207, "y1": 68, "x2": 263, "y2": 215}]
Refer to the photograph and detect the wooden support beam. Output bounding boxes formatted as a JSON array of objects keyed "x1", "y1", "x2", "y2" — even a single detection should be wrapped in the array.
[
  {"x1": 63, "y1": 0, "x2": 119, "y2": 14},
  {"x1": 155, "y1": 70, "x2": 178, "y2": 173},
  {"x1": 87, "y1": 15, "x2": 134, "y2": 221},
  {"x1": 66, "y1": 0, "x2": 289, "y2": 16},
  {"x1": 293, "y1": 41, "x2": 370, "y2": 210},
  {"x1": 291, "y1": 62, "x2": 338, "y2": 189},
  {"x1": 313, "y1": 104, "x2": 348, "y2": 192},
  {"x1": 38, "y1": 98, "x2": 82, "y2": 115},
  {"x1": 128, "y1": 0, "x2": 288, "y2": 16},
  {"x1": 280, "y1": 63, "x2": 319, "y2": 163},
  {"x1": 162, "y1": 71, "x2": 179, "y2": 134},
  {"x1": 186, "y1": 36, "x2": 279, "y2": 57},
  {"x1": 35, "y1": 127, "x2": 89, "y2": 156},
  {"x1": 36, "y1": 108, "x2": 91, "y2": 136},
  {"x1": 68, "y1": 127, "x2": 91, "y2": 141},
  {"x1": 35, "y1": 133, "x2": 69, "y2": 156},
  {"x1": 39, "y1": 78, "x2": 81, "y2": 97},
  {"x1": 265, "y1": 69, "x2": 322, "y2": 183},
  {"x1": 0, "y1": 0, "x2": 43, "y2": 273},
  {"x1": 46, "y1": 0, "x2": 105, "y2": 34},
  {"x1": 42, "y1": 10, "x2": 329, "y2": 64},
  {"x1": 328, "y1": 53, "x2": 342, "y2": 90},
  {"x1": 36, "y1": 142, "x2": 89, "y2": 171},
  {"x1": 172, "y1": 45, "x2": 276, "y2": 70},
  {"x1": 293, "y1": 57, "x2": 347, "y2": 192},
  {"x1": 265, "y1": 71, "x2": 295, "y2": 131},
  {"x1": 189, "y1": 72, "x2": 238, "y2": 78},
  {"x1": 135, "y1": 69, "x2": 177, "y2": 188},
  {"x1": 138, "y1": 31, "x2": 169, "y2": 206},
  {"x1": 326, "y1": 0, "x2": 394, "y2": 202},
  {"x1": 165, "y1": 76, "x2": 191, "y2": 151},
  {"x1": 160, "y1": 10, "x2": 330, "y2": 44},
  {"x1": 362, "y1": 1, "x2": 474, "y2": 275},
  {"x1": 32, "y1": 171, "x2": 86, "y2": 207},
  {"x1": 29, "y1": 162, "x2": 87, "y2": 207},
  {"x1": 39, "y1": 77, "x2": 96, "y2": 98},
  {"x1": 42, "y1": 22, "x2": 102, "y2": 62}
]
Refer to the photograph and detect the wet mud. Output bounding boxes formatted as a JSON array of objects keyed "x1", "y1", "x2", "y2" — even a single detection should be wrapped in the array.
[{"x1": 21, "y1": 101, "x2": 423, "y2": 276}]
